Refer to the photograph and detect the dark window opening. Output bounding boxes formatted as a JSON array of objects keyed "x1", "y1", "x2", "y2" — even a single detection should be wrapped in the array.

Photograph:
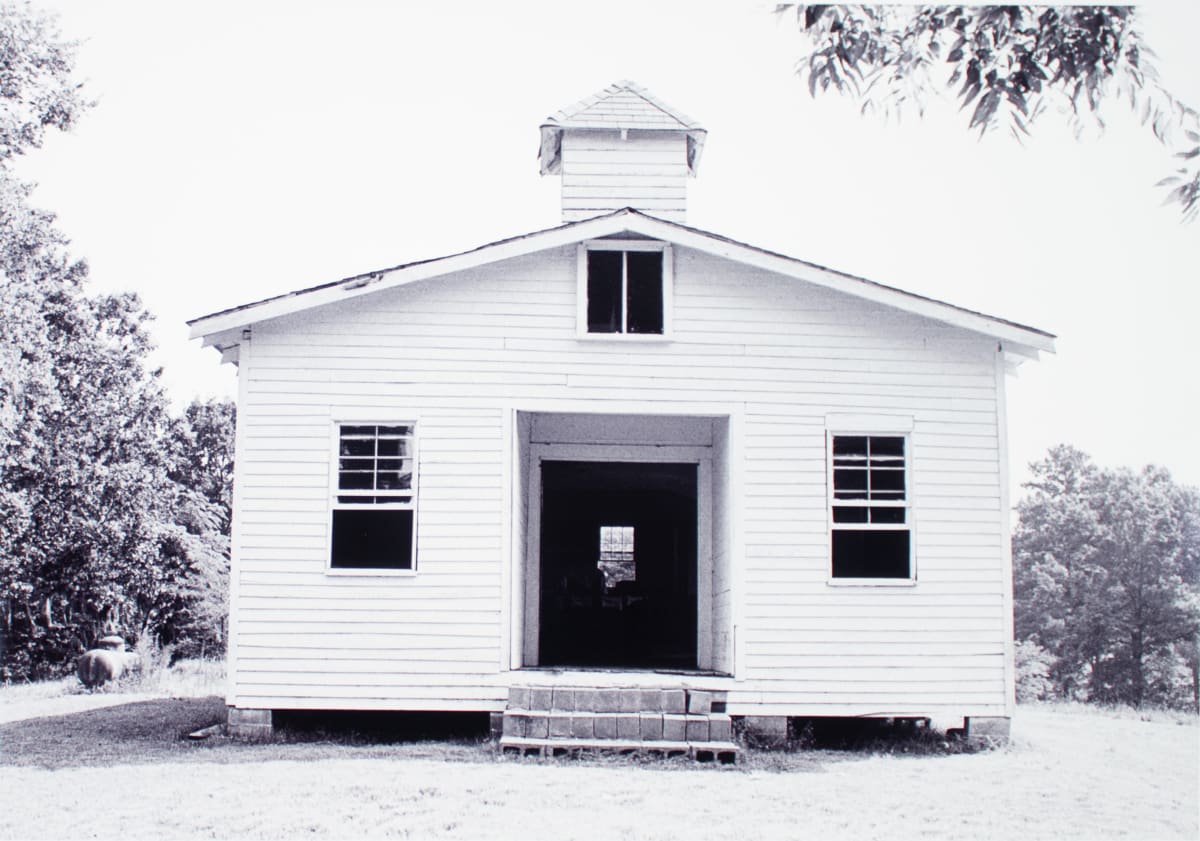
[
  {"x1": 586, "y1": 249, "x2": 664, "y2": 335},
  {"x1": 626, "y1": 251, "x2": 664, "y2": 333},
  {"x1": 586, "y1": 251, "x2": 622, "y2": 333},
  {"x1": 831, "y1": 530, "x2": 910, "y2": 578},
  {"x1": 331, "y1": 508, "x2": 414, "y2": 570}
]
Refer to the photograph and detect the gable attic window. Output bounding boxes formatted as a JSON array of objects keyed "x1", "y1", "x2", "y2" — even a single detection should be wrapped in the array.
[
  {"x1": 828, "y1": 434, "x2": 912, "y2": 581},
  {"x1": 578, "y1": 240, "x2": 672, "y2": 337},
  {"x1": 330, "y1": 424, "x2": 417, "y2": 572}
]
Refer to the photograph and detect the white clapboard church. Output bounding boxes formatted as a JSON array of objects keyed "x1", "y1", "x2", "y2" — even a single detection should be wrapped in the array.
[{"x1": 190, "y1": 81, "x2": 1054, "y2": 754}]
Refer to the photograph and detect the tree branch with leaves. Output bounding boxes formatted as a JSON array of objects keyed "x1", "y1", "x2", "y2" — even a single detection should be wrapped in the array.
[{"x1": 776, "y1": 5, "x2": 1200, "y2": 220}]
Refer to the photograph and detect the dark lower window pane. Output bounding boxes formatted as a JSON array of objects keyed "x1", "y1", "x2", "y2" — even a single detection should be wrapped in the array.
[
  {"x1": 331, "y1": 509, "x2": 414, "y2": 569},
  {"x1": 587, "y1": 251, "x2": 622, "y2": 333},
  {"x1": 832, "y1": 529, "x2": 910, "y2": 578},
  {"x1": 626, "y1": 251, "x2": 663, "y2": 334}
]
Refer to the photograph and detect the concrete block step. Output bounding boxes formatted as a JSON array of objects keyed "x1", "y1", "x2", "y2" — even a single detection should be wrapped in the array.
[
  {"x1": 502, "y1": 710, "x2": 732, "y2": 742},
  {"x1": 499, "y1": 736, "x2": 739, "y2": 764},
  {"x1": 508, "y1": 686, "x2": 725, "y2": 715}
]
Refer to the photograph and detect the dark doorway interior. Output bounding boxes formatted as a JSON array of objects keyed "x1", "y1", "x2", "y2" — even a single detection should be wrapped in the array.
[{"x1": 539, "y1": 460, "x2": 697, "y2": 669}]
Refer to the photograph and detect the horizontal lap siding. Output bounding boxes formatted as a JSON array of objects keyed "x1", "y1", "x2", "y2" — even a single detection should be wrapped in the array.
[
  {"x1": 560, "y1": 132, "x2": 689, "y2": 221},
  {"x1": 233, "y1": 244, "x2": 1006, "y2": 714}
]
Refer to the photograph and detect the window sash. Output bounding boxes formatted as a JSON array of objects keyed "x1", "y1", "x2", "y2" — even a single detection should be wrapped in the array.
[
  {"x1": 829, "y1": 433, "x2": 912, "y2": 579},
  {"x1": 579, "y1": 241, "x2": 670, "y2": 337},
  {"x1": 331, "y1": 422, "x2": 418, "y2": 572},
  {"x1": 336, "y1": 425, "x2": 417, "y2": 502}
]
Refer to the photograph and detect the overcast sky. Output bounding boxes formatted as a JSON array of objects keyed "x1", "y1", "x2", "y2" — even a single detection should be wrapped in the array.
[{"x1": 17, "y1": 1, "x2": 1200, "y2": 495}]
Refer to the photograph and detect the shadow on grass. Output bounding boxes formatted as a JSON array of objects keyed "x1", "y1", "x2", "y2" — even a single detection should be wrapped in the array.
[
  {"x1": 0, "y1": 697, "x2": 494, "y2": 770},
  {"x1": 0, "y1": 699, "x2": 977, "y2": 773}
]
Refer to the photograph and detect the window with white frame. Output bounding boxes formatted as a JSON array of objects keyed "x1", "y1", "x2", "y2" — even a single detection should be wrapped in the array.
[
  {"x1": 580, "y1": 241, "x2": 671, "y2": 336},
  {"x1": 829, "y1": 434, "x2": 911, "y2": 579},
  {"x1": 330, "y1": 424, "x2": 416, "y2": 571}
]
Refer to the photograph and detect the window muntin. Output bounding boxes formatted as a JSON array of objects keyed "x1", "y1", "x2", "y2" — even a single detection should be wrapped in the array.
[
  {"x1": 829, "y1": 434, "x2": 911, "y2": 579},
  {"x1": 330, "y1": 424, "x2": 416, "y2": 571},
  {"x1": 582, "y1": 243, "x2": 668, "y2": 336}
]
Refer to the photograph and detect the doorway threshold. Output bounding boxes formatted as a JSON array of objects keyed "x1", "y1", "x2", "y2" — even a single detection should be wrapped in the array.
[
  {"x1": 523, "y1": 666, "x2": 727, "y2": 677},
  {"x1": 509, "y1": 667, "x2": 734, "y2": 689}
]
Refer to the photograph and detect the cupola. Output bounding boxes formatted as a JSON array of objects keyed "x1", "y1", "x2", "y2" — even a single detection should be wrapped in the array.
[{"x1": 538, "y1": 81, "x2": 706, "y2": 223}]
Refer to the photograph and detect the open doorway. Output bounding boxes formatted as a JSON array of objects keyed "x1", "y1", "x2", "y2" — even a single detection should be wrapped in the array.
[{"x1": 538, "y1": 461, "x2": 697, "y2": 669}]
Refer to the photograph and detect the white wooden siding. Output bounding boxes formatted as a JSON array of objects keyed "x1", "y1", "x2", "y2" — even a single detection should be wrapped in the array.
[
  {"x1": 560, "y1": 132, "x2": 689, "y2": 222},
  {"x1": 232, "y1": 244, "x2": 1009, "y2": 716}
]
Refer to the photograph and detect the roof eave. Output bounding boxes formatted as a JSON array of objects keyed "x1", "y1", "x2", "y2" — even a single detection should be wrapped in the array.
[{"x1": 188, "y1": 208, "x2": 1055, "y2": 356}]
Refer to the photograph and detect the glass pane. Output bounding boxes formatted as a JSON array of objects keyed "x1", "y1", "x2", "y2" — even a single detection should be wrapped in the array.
[
  {"x1": 833, "y1": 436, "x2": 868, "y2": 458},
  {"x1": 870, "y1": 507, "x2": 906, "y2": 524},
  {"x1": 340, "y1": 438, "x2": 375, "y2": 457},
  {"x1": 870, "y1": 469, "x2": 906, "y2": 499},
  {"x1": 330, "y1": 508, "x2": 414, "y2": 569},
  {"x1": 626, "y1": 251, "x2": 663, "y2": 334},
  {"x1": 338, "y1": 456, "x2": 375, "y2": 472},
  {"x1": 376, "y1": 468, "x2": 412, "y2": 491},
  {"x1": 869, "y1": 437, "x2": 904, "y2": 459},
  {"x1": 587, "y1": 251, "x2": 622, "y2": 333},
  {"x1": 832, "y1": 506, "x2": 868, "y2": 523},
  {"x1": 376, "y1": 438, "x2": 409, "y2": 457},
  {"x1": 341, "y1": 425, "x2": 376, "y2": 437},
  {"x1": 831, "y1": 529, "x2": 911, "y2": 578},
  {"x1": 378, "y1": 425, "x2": 412, "y2": 437},
  {"x1": 338, "y1": 471, "x2": 375, "y2": 490},
  {"x1": 833, "y1": 468, "x2": 868, "y2": 497}
]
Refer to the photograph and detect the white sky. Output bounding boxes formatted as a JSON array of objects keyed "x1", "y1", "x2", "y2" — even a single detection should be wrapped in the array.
[{"x1": 17, "y1": 1, "x2": 1200, "y2": 496}]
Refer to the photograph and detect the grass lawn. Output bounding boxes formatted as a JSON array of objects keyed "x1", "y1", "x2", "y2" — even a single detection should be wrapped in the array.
[{"x1": 0, "y1": 675, "x2": 1195, "y2": 840}]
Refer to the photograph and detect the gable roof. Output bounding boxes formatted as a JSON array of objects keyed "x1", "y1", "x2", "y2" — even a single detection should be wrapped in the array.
[
  {"x1": 546, "y1": 80, "x2": 703, "y2": 131},
  {"x1": 188, "y1": 208, "x2": 1055, "y2": 362},
  {"x1": 538, "y1": 81, "x2": 707, "y2": 176}
]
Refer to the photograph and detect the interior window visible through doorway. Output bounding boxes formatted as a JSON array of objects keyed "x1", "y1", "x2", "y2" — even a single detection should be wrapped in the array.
[{"x1": 598, "y1": 525, "x2": 636, "y2": 590}]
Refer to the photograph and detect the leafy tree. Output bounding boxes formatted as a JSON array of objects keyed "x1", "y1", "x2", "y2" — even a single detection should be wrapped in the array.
[
  {"x1": 776, "y1": 5, "x2": 1200, "y2": 220},
  {"x1": 1013, "y1": 446, "x2": 1200, "y2": 708},
  {"x1": 164, "y1": 399, "x2": 236, "y2": 658},
  {"x1": 0, "y1": 4, "x2": 234, "y2": 678},
  {"x1": 1012, "y1": 445, "x2": 1110, "y2": 697}
]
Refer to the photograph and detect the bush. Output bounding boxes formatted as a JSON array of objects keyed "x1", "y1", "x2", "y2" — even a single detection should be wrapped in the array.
[{"x1": 1015, "y1": 640, "x2": 1056, "y2": 702}]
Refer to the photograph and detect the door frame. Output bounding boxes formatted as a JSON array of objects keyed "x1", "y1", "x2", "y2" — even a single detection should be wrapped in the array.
[{"x1": 523, "y1": 442, "x2": 713, "y2": 670}]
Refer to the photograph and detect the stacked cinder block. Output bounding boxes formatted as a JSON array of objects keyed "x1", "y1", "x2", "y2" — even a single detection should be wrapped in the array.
[{"x1": 498, "y1": 685, "x2": 738, "y2": 763}]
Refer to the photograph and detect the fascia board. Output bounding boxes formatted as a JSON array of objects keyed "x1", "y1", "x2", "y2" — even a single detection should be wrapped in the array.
[
  {"x1": 625, "y1": 215, "x2": 1058, "y2": 355},
  {"x1": 189, "y1": 210, "x2": 1055, "y2": 355},
  {"x1": 187, "y1": 214, "x2": 641, "y2": 340}
]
